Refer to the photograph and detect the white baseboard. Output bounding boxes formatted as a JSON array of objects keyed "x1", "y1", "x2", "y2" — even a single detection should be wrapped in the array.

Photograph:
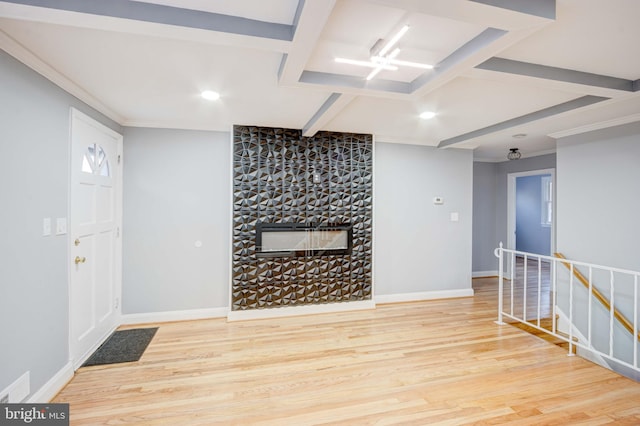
[
  {"x1": 227, "y1": 300, "x2": 376, "y2": 322},
  {"x1": 375, "y1": 288, "x2": 474, "y2": 304},
  {"x1": 472, "y1": 270, "x2": 498, "y2": 278},
  {"x1": 28, "y1": 362, "x2": 74, "y2": 403},
  {"x1": 121, "y1": 307, "x2": 228, "y2": 325}
]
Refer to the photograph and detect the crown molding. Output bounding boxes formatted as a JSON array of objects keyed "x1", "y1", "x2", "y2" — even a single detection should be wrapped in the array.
[
  {"x1": 549, "y1": 112, "x2": 640, "y2": 139},
  {"x1": 0, "y1": 29, "x2": 124, "y2": 124},
  {"x1": 473, "y1": 147, "x2": 556, "y2": 163}
]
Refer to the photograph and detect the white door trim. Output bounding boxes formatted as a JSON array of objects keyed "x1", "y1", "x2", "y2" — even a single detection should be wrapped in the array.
[
  {"x1": 67, "y1": 108, "x2": 123, "y2": 369},
  {"x1": 506, "y1": 168, "x2": 556, "y2": 254}
]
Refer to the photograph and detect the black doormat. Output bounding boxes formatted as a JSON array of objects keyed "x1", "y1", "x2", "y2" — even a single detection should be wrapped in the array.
[{"x1": 82, "y1": 327, "x2": 158, "y2": 367}]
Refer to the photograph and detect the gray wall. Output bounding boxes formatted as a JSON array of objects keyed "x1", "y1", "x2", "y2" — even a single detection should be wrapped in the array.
[
  {"x1": 557, "y1": 123, "x2": 640, "y2": 270},
  {"x1": 472, "y1": 162, "x2": 498, "y2": 273},
  {"x1": 0, "y1": 51, "x2": 121, "y2": 399},
  {"x1": 122, "y1": 128, "x2": 230, "y2": 314},
  {"x1": 375, "y1": 143, "x2": 473, "y2": 294},
  {"x1": 472, "y1": 153, "x2": 556, "y2": 273},
  {"x1": 516, "y1": 174, "x2": 551, "y2": 255},
  {"x1": 556, "y1": 121, "x2": 640, "y2": 373}
]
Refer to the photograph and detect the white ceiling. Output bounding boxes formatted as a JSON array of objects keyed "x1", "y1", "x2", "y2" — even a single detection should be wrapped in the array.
[{"x1": 1, "y1": 0, "x2": 639, "y2": 161}]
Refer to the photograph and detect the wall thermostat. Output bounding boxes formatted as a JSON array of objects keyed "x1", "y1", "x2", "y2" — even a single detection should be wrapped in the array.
[{"x1": 433, "y1": 196, "x2": 444, "y2": 205}]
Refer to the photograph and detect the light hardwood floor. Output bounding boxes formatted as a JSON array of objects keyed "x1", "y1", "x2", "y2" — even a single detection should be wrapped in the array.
[
  {"x1": 53, "y1": 278, "x2": 640, "y2": 425},
  {"x1": 503, "y1": 256, "x2": 553, "y2": 321}
]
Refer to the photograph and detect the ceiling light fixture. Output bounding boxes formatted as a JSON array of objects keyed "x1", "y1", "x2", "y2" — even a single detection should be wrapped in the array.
[
  {"x1": 334, "y1": 25, "x2": 433, "y2": 81},
  {"x1": 419, "y1": 111, "x2": 436, "y2": 120},
  {"x1": 378, "y1": 25, "x2": 409, "y2": 57},
  {"x1": 507, "y1": 148, "x2": 522, "y2": 160},
  {"x1": 201, "y1": 90, "x2": 220, "y2": 101},
  {"x1": 512, "y1": 133, "x2": 527, "y2": 139},
  {"x1": 334, "y1": 58, "x2": 397, "y2": 70},
  {"x1": 367, "y1": 47, "x2": 401, "y2": 81}
]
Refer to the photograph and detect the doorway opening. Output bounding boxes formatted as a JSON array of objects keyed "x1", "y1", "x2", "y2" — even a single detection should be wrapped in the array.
[{"x1": 507, "y1": 168, "x2": 555, "y2": 256}]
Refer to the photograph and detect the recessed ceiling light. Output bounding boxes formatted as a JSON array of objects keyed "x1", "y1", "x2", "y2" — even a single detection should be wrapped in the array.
[
  {"x1": 420, "y1": 111, "x2": 436, "y2": 120},
  {"x1": 201, "y1": 90, "x2": 220, "y2": 101},
  {"x1": 512, "y1": 133, "x2": 527, "y2": 139}
]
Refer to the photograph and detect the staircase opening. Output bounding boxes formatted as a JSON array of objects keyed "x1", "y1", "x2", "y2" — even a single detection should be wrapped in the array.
[
  {"x1": 501, "y1": 256, "x2": 574, "y2": 351},
  {"x1": 494, "y1": 245, "x2": 640, "y2": 381}
]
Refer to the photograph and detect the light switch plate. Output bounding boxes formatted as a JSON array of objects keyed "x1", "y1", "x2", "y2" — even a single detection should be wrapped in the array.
[
  {"x1": 450, "y1": 212, "x2": 459, "y2": 222},
  {"x1": 56, "y1": 218, "x2": 67, "y2": 235},
  {"x1": 43, "y1": 218, "x2": 51, "y2": 236}
]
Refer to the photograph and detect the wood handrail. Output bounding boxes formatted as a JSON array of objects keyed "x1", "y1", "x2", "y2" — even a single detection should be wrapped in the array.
[{"x1": 554, "y1": 252, "x2": 640, "y2": 341}]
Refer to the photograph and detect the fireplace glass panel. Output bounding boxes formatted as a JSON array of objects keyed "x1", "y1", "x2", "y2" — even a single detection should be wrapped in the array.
[{"x1": 256, "y1": 223, "x2": 351, "y2": 257}]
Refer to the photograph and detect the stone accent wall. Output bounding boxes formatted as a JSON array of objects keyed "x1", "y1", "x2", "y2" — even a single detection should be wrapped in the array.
[{"x1": 231, "y1": 125, "x2": 373, "y2": 310}]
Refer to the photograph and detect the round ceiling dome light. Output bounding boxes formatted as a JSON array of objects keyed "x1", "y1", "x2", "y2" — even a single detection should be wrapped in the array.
[
  {"x1": 419, "y1": 111, "x2": 436, "y2": 120},
  {"x1": 201, "y1": 90, "x2": 220, "y2": 101}
]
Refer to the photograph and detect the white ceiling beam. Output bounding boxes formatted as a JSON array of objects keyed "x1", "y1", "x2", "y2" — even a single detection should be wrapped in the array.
[
  {"x1": 278, "y1": 0, "x2": 337, "y2": 85},
  {"x1": 1, "y1": 0, "x2": 294, "y2": 39},
  {"x1": 298, "y1": 71, "x2": 412, "y2": 96},
  {"x1": 468, "y1": 57, "x2": 636, "y2": 98},
  {"x1": 0, "y1": 1, "x2": 293, "y2": 52},
  {"x1": 469, "y1": 0, "x2": 555, "y2": 20},
  {"x1": 302, "y1": 93, "x2": 355, "y2": 137},
  {"x1": 410, "y1": 24, "x2": 551, "y2": 99},
  {"x1": 466, "y1": 67, "x2": 634, "y2": 100},
  {"x1": 438, "y1": 95, "x2": 608, "y2": 148},
  {"x1": 366, "y1": 0, "x2": 554, "y2": 31}
]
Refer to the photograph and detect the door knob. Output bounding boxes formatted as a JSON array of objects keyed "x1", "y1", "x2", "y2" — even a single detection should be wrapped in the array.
[{"x1": 74, "y1": 256, "x2": 86, "y2": 265}]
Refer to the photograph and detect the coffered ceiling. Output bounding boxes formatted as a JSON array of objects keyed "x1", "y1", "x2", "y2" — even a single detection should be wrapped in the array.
[{"x1": 1, "y1": 0, "x2": 639, "y2": 161}]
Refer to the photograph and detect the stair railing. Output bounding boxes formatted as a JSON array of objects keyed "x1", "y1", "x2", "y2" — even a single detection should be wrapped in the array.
[
  {"x1": 494, "y1": 243, "x2": 640, "y2": 375},
  {"x1": 554, "y1": 252, "x2": 640, "y2": 342}
]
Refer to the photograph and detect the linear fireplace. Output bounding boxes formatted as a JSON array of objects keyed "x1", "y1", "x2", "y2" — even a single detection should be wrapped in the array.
[{"x1": 256, "y1": 222, "x2": 352, "y2": 258}]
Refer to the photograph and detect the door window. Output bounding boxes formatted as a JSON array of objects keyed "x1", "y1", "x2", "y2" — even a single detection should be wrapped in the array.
[{"x1": 81, "y1": 143, "x2": 110, "y2": 177}]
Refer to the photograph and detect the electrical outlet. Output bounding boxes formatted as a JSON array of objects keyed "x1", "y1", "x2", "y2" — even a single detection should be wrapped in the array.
[{"x1": 0, "y1": 372, "x2": 29, "y2": 403}]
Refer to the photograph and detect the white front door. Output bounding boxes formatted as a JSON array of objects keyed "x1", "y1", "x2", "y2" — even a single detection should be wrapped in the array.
[{"x1": 69, "y1": 109, "x2": 123, "y2": 369}]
